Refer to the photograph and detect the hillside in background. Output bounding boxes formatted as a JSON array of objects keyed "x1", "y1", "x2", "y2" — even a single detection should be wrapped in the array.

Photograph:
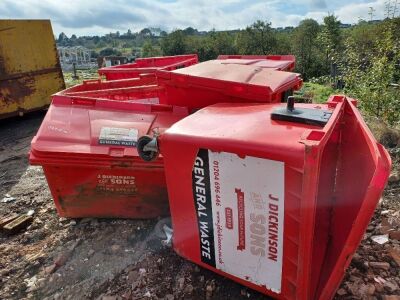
[{"x1": 58, "y1": 16, "x2": 399, "y2": 125}]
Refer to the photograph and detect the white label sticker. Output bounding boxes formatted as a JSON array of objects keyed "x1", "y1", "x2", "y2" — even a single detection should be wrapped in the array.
[
  {"x1": 192, "y1": 149, "x2": 284, "y2": 293},
  {"x1": 99, "y1": 127, "x2": 138, "y2": 147}
]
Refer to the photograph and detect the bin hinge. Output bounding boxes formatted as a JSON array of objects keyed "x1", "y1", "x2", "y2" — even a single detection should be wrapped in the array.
[{"x1": 137, "y1": 129, "x2": 160, "y2": 162}]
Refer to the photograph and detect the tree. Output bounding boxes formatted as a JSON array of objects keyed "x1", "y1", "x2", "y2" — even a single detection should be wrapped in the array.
[
  {"x1": 161, "y1": 30, "x2": 187, "y2": 55},
  {"x1": 58, "y1": 32, "x2": 68, "y2": 43},
  {"x1": 185, "y1": 35, "x2": 212, "y2": 61},
  {"x1": 291, "y1": 19, "x2": 324, "y2": 80},
  {"x1": 342, "y1": 19, "x2": 400, "y2": 124},
  {"x1": 90, "y1": 50, "x2": 99, "y2": 58},
  {"x1": 142, "y1": 41, "x2": 161, "y2": 57},
  {"x1": 93, "y1": 36, "x2": 100, "y2": 44},
  {"x1": 140, "y1": 28, "x2": 152, "y2": 37},
  {"x1": 318, "y1": 15, "x2": 343, "y2": 78},
  {"x1": 185, "y1": 31, "x2": 237, "y2": 61},
  {"x1": 99, "y1": 47, "x2": 122, "y2": 56},
  {"x1": 210, "y1": 31, "x2": 236, "y2": 55},
  {"x1": 183, "y1": 27, "x2": 198, "y2": 35},
  {"x1": 275, "y1": 32, "x2": 292, "y2": 55},
  {"x1": 236, "y1": 20, "x2": 277, "y2": 55}
]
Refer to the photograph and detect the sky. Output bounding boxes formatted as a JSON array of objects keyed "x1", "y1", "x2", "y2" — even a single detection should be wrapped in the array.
[{"x1": 0, "y1": 0, "x2": 391, "y2": 37}]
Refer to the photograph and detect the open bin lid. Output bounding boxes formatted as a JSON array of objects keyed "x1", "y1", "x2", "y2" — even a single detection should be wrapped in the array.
[
  {"x1": 30, "y1": 96, "x2": 188, "y2": 166},
  {"x1": 57, "y1": 85, "x2": 162, "y2": 103},
  {"x1": 60, "y1": 75, "x2": 157, "y2": 95},
  {"x1": 157, "y1": 60, "x2": 302, "y2": 96},
  {"x1": 98, "y1": 54, "x2": 198, "y2": 75}
]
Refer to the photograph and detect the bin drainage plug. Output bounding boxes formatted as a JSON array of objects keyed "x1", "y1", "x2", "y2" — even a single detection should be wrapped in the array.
[{"x1": 137, "y1": 135, "x2": 159, "y2": 162}]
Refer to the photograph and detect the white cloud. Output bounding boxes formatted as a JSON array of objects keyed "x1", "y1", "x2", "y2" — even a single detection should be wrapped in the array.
[
  {"x1": 310, "y1": 0, "x2": 327, "y2": 9},
  {"x1": 0, "y1": 0, "x2": 389, "y2": 36},
  {"x1": 334, "y1": 0, "x2": 386, "y2": 23}
]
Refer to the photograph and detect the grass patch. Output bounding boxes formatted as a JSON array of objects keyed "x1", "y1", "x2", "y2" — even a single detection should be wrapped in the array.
[
  {"x1": 63, "y1": 69, "x2": 99, "y2": 88},
  {"x1": 296, "y1": 82, "x2": 338, "y2": 104}
]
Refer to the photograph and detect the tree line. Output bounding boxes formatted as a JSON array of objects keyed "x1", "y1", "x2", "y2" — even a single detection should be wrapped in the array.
[
  {"x1": 57, "y1": 17, "x2": 400, "y2": 124},
  {"x1": 150, "y1": 16, "x2": 400, "y2": 124}
]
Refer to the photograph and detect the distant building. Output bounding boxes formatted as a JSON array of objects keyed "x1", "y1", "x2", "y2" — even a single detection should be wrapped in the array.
[
  {"x1": 57, "y1": 46, "x2": 97, "y2": 71},
  {"x1": 58, "y1": 46, "x2": 91, "y2": 65},
  {"x1": 97, "y1": 56, "x2": 128, "y2": 68}
]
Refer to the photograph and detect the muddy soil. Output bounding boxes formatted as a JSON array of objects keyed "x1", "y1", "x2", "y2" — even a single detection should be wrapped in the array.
[{"x1": 0, "y1": 113, "x2": 399, "y2": 300}]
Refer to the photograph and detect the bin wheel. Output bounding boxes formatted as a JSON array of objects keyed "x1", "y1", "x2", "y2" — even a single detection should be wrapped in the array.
[{"x1": 137, "y1": 135, "x2": 159, "y2": 162}]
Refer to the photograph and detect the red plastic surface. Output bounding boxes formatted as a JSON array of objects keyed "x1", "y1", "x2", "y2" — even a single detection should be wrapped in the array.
[
  {"x1": 61, "y1": 75, "x2": 157, "y2": 95},
  {"x1": 58, "y1": 74, "x2": 162, "y2": 104},
  {"x1": 60, "y1": 85, "x2": 162, "y2": 104},
  {"x1": 30, "y1": 96, "x2": 189, "y2": 218},
  {"x1": 98, "y1": 54, "x2": 198, "y2": 80},
  {"x1": 157, "y1": 60, "x2": 303, "y2": 109},
  {"x1": 160, "y1": 96, "x2": 390, "y2": 299},
  {"x1": 217, "y1": 55, "x2": 296, "y2": 71}
]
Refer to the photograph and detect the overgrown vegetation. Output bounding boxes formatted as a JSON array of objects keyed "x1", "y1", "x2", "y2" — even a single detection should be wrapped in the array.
[
  {"x1": 340, "y1": 19, "x2": 400, "y2": 124},
  {"x1": 296, "y1": 82, "x2": 338, "y2": 104},
  {"x1": 57, "y1": 17, "x2": 400, "y2": 124}
]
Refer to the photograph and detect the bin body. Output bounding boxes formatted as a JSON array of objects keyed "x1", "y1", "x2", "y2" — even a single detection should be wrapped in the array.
[
  {"x1": 30, "y1": 96, "x2": 189, "y2": 218},
  {"x1": 98, "y1": 54, "x2": 198, "y2": 80},
  {"x1": 217, "y1": 55, "x2": 296, "y2": 71},
  {"x1": 160, "y1": 96, "x2": 390, "y2": 299},
  {"x1": 157, "y1": 61, "x2": 302, "y2": 109},
  {"x1": 0, "y1": 20, "x2": 65, "y2": 119}
]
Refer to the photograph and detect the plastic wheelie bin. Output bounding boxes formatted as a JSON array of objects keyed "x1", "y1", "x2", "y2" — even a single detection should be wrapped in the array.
[
  {"x1": 30, "y1": 95, "x2": 189, "y2": 218},
  {"x1": 156, "y1": 95, "x2": 390, "y2": 299}
]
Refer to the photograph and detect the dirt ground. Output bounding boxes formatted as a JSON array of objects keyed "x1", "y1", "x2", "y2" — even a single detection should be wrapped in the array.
[{"x1": 0, "y1": 112, "x2": 399, "y2": 300}]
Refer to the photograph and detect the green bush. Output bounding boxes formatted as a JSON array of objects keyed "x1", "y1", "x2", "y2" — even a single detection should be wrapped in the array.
[
  {"x1": 296, "y1": 82, "x2": 337, "y2": 103},
  {"x1": 341, "y1": 19, "x2": 400, "y2": 125}
]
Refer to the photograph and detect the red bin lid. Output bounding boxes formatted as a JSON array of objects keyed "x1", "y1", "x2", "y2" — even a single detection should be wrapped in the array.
[
  {"x1": 30, "y1": 96, "x2": 188, "y2": 166},
  {"x1": 157, "y1": 60, "x2": 302, "y2": 95}
]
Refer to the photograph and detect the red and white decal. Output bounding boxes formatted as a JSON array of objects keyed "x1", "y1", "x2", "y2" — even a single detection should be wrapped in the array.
[
  {"x1": 207, "y1": 151, "x2": 284, "y2": 293},
  {"x1": 96, "y1": 174, "x2": 137, "y2": 195}
]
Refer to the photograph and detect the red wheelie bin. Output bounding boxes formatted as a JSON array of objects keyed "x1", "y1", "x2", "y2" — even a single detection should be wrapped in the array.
[
  {"x1": 157, "y1": 95, "x2": 391, "y2": 299},
  {"x1": 30, "y1": 95, "x2": 189, "y2": 218}
]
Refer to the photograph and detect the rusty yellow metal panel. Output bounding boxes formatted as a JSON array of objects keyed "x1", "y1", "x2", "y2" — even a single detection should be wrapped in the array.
[{"x1": 0, "y1": 19, "x2": 65, "y2": 119}]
